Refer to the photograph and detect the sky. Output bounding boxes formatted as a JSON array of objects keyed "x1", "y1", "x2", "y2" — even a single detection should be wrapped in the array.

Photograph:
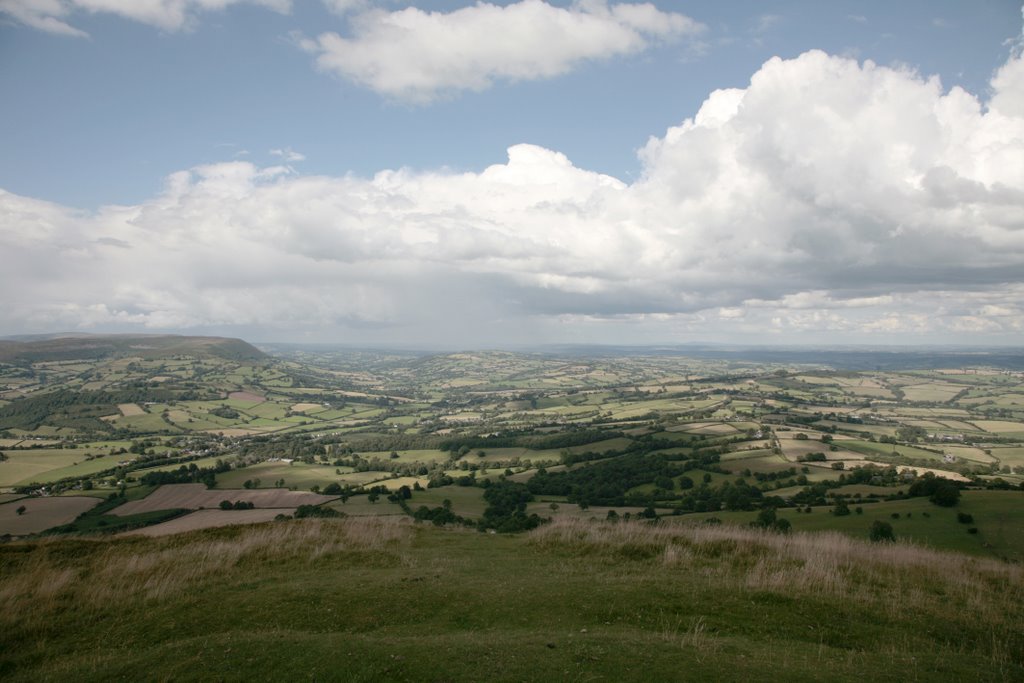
[{"x1": 1, "y1": 0, "x2": 1023, "y2": 348}]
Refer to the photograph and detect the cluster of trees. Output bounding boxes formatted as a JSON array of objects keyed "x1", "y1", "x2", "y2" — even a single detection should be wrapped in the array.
[
  {"x1": 219, "y1": 500, "x2": 254, "y2": 510},
  {"x1": 790, "y1": 465, "x2": 907, "y2": 506},
  {"x1": 479, "y1": 481, "x2": 544, "y2": 532},
  {"x1": 412, "y1": 500, "x2": 468, "y2": 526},
  {"x1": 209, "y1": 406, "x2": 240, "y2": 420},
  {"x1": 138, "y1": 460, "x2": 231, "y2": 488},
  {"x1": 294, "y1": 505, "x2": 343, "y2": 518},
  {"x1": 439, "y1": 428, "x2": 623, "y2": 454},
  {"x1": 672, "y1": 479, "x2": 771, "y2": 513},
  {"x1": 527, "y1": 451, "x2": 726, "y2": 507},
  {"x1": 907, "y1": 473, "x2": 961, "y2": 507},
  {"x1": 751, "y1": 507, "x2": 791, "y2": 533},
  {"x1": 528, "y1": 453, "x2": 677, "y2": 506},
  {"x1": 742, "y1": 467, "x2": 799, "y2": 483}
]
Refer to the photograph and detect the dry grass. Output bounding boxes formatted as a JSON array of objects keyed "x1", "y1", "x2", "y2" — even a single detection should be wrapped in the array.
[
  {"x1": 0, "y1": 517, "x2": 413, "y2": 618},
  {"x1": 530, "y1": 518, "x2": 1023, "y2": 623}
]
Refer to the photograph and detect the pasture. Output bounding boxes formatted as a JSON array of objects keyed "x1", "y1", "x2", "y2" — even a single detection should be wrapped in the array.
[
  {"x1": 405, "y1": 485, "x2": 489, "y2": 517},
  {"x1": 0, "y1": 449, "x2": 127, "y2": 488},
  {"x1": 972, "y1": 420, "x2": 1024, "y2": 435}
]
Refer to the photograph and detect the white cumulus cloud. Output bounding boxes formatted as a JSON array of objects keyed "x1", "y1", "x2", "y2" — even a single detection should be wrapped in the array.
[
  {"x1": 1, "y1": 47, "x2": 1023, "y2": 344},
  {"x1": 299, "y1": 0, "x2": 705, "y2": 103}
]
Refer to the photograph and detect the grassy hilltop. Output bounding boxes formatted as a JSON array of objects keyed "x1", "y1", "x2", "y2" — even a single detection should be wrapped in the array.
[
  {"x1": 0, "y1": 333, "x2": 265, "y2": 364},
  {"x1": 1, "y1": 516, "x2": 1021, "y2": 681}
]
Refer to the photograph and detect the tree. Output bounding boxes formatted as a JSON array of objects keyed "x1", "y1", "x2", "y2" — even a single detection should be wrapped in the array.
[
  {"x1": 654, "y1": 475, "x2": 675, "y2": 491},
  {"x1": 869, "y1": 520, "x2": 895, "y2": 542},
  {"x1": 908, "y1": 473, "x2": 961, "y2": 507},
  {"x1": 929, "y1": 483, "x2": 960, "y2": 507},
  {"x1": 754, "y1": 507, "x2": 777, "y2": 527}
]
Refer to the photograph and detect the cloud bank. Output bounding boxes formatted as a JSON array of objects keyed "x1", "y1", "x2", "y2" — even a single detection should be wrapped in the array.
[
  {"x1": 298, "y1": 0, "x2": 705, "y2": 102},
  {"x1": 2, "y1": 48, "x2": 1023, "y2": 344}
]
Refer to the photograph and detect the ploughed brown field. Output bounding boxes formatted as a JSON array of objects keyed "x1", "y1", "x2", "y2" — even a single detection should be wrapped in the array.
[
  {"x1": 110, "y1": 483, "x2": 334, "y2": 515},
  {"x1": 123, "y1": 508, "x2": 292, "y2": 537},
  {"x1": 228, "y1": 391, "x2": 265, "y2": 403},
  {"x1": 0, "y1": 496, "x2": 101, "y2": 535}
]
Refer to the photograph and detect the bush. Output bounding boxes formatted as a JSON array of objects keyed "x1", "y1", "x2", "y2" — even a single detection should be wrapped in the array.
[
  {"x1": 832, "y1": 501, "x2": 851, "y2": 516},
  {"x1": 957, "y1": 512, "x2": 974, "y2": 524},
  {"x1": 294, "y1": 505, "x2": 343, "y2": 518},
  {"x1": 870, "y1": 520, "x2": 896, "y2": 543},
  {"x1": 929, "y1": 483, "x2": 960, "y2": 507}
]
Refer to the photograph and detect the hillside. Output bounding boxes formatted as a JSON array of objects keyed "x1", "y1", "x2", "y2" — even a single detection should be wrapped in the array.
[
  {"x1": 0, "y1": 517, "x2": 1020, "y2": 681},
  {"x1": 0, "y1": 334, "x2": 265, "y2": 363}
]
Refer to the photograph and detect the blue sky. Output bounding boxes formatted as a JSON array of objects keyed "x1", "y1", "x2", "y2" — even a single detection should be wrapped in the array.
[{"x1": 1, "y1": 1, "x2": 1023, "y2": 347}]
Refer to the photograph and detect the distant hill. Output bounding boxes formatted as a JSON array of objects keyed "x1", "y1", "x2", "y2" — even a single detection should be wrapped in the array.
[
  {"x1": 538, "y1": 344, "x2": 1024, "y2": 371},
  {"x1": 0, "y1": 334, "x2": 265, "y2": 363}
]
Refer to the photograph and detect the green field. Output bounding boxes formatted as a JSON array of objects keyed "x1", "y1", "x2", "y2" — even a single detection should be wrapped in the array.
[
  {"x1": 0, "y1": 449, "x2": 128, "y2": 488},
  {"x1": 405, "y1": 485, "x2": 488, "y2": 517}
]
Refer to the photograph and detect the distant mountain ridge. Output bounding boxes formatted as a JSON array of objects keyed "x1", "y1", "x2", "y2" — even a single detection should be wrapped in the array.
[{"x1": 0, "y1": 334, "x2": 265, "y2": 363}]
